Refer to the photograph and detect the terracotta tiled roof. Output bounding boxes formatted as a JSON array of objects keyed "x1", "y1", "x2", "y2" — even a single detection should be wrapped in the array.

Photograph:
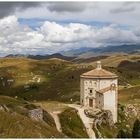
[
  {"x1": 96, "y1": 85, "x2": 117, "y2": 94},
  {"x1": 96, "y1": 86, "x2": 111, "y2": 94},
  {"x1": 81, "y1": 68, "x2": 117, "y2": 78},
  {"x1": 81, "y1": 61, "x2": 117, "y2": 78}
]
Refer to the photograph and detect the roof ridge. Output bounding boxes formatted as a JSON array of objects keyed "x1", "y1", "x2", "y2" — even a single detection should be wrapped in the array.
[
  {"x1": 81, "y1": 67, "x2": 117, "y2": 78},
  {"x1": 96, "y1": 84, "x2": 117, "y2": 94},
  {"x1": 96, "y1": 86, "x2": 111, "y2": 94}
]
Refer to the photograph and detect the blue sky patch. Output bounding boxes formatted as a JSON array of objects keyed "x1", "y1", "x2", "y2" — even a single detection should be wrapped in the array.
[{"x1": 18, "y1": 18, "x2": 130, "y2": 31}]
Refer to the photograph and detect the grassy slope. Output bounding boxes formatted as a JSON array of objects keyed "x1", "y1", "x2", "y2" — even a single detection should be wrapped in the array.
[
  {"x1": 0, "y1": 56, "x2": 140, "y2": 102},
  {"x1": 0, "y1": 111, "x2": 63, "y2": 138},
  {"x1": 1, "y1": 55, "x2": 140, "y2": 138},
  {"x1": 34, "y1": 101, "x2": 67, "y2": 112},
  {"x1": 74, "y1": 54, "x2": 140, "y2": 70},
  {"x1": 1, "y1": 56, "x2": 140, "y2": 101},
  {"x1": 59, "y1": 108, "x2": 88, "y2": 138},
  {"x1": 0, "y1": 57, "x2": 93, "y2": 102},
  {"x1": 119, "y1": 85, "x2": 140, "y2": 104},
  {"x1": 34, "y1": 101, "x2": 88, "y2": 138},
  {"x1": 0, "y1": 95, "x2": 64, "y2": 138}
]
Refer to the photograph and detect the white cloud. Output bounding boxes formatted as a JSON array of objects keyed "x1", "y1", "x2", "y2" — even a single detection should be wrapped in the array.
[
  {"x1": 14, "y1": 2, "x2": 140, "y2": 27},
  {"x1": 94, "y1": 26, "x2": 138, "y2": 44},
  {"x1": 0, "y1": 2, "x2": 140, "y2": 28},
  {"x1": 0, "y1": 16, "x2": 46, "y2": 56},
  {"x1": 0, "y1": 15, "x2": 139, "y2": 56},
  {"x1": 39, "y1": 21, "x2": 92, "y2": 43}
]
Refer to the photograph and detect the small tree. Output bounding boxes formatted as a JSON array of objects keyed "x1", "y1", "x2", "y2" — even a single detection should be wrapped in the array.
[
  {"x1": 132, "y1": 119, "x2": 140, "y2": 138},
  {"x1": 117, "y1": 129, "x2": 131, "y2": 138}
]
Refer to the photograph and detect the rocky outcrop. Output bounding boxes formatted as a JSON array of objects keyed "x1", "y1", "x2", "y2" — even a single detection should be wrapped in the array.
[
  {"x1": 85, "y1": 109, "x2": 114, "y2": 127},
  {"x1": 124, "y1": 104, "x2": 138, "y2": 117},
  {"x1": 84, "y1": 108, "x2": 102, "y2": 118},
  {"x1": 28, "y1": 108, "x2": 43, "y2": 121},
  {"x1": 99, "y1": 110, "x2": 114, "y2": 127},
  {"x1": 84, "y1": 108, "x2": 114, "y2": 138},
  {"x1": 0, "y1": 103, "x2": 55, "y2": 125},
  {"x1": 0, "y1": 104, "x2": 10, "y2": 112}
]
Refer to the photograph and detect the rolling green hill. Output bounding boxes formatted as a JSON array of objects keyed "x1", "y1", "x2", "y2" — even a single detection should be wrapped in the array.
[
  {"x1": 1, "y1": 55, "x2": 140, "y2": 138},
  {"x1": 0, "y1": 57, "x2": 93, "y2": 102},
  {"x1": 0, "y1": 55, "x2": 140, "y2": 102},
  {"x1": 0, "y1": 95, "x2": 64, "y2": 138},
  {"x1": 74, "y1": 54, "x2": 140, "y2": 67},
  {"x1": 59, "y1": 108, "x2": 88, "y2": 138}
]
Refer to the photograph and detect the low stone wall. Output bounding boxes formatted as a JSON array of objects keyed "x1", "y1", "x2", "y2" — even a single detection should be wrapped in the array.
[{"x1": 28, "y1": 108, "x2": 43, "y2": 121}]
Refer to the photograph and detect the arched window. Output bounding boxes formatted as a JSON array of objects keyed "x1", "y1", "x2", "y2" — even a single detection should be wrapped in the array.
[{"x1": 90, "y1": 89, "x2": 92, "y2": 93}]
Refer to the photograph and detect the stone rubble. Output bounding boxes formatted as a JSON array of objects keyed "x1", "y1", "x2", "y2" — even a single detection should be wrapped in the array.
[{"x1": 124, "y1": 104, "x2": 138, "y2": 117}]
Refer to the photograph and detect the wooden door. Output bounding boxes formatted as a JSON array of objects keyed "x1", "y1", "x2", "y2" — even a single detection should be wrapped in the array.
[{"x1": 89, "y1": 99, "x2": 93, "y2": 107}]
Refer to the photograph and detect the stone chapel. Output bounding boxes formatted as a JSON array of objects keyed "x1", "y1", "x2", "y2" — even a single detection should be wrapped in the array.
[{"x1": 80, "y1": 61, "x2": 118, "y2": 122}]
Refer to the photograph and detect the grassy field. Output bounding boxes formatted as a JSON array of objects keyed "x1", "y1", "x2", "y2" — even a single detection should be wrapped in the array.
[
  {"x1": 1, "y1": 56, "x2": 140, "y2": 104},
  {"x1": 59, "y1": 108, "x2": 88, "y2": 138},
  {"x1": 1, "y1": 56, "x2": 140, "y2": 103},
  {"x1": 0, "y1": 111, "x2": 63, "y2": 138},
  {"x1": 0, "y1": 95, "x2": 64, "y2": 138},
  {"x1": 0, "y1": 57, "x2": 93, "y2": 102},
  {"x1": 34, "y1": 101, "x2": 67, "y2": 112},
  {"x1": 119, "y1": 85, "x2": 140, "y2": 104},
  {"x1": 83, "y1": 54, "x2": 140, "y2": 67},
  {"x1": 33, "y1": 101, "x2": 89, "y2": 138},
  {"x1": 0, "y1": 58, "x2": 140, "y2": 102},
  {"x1": 0, "y1": 55, "x2": 140, "y2": 138}
]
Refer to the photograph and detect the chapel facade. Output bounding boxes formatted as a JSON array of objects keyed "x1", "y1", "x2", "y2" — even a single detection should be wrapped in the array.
[{"x1": 80, "y1": 61, "x2": 118, "y2": 122}]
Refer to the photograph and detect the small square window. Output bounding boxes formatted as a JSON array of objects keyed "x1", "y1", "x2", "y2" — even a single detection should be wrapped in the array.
[{"x1": 90, "y1": 89, "x2": 92, "y2": 93}]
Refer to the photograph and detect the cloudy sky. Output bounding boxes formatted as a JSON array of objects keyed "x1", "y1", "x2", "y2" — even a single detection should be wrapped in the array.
[{"x1": 0, "y1": 2, "x2": 140, "y2": 56}]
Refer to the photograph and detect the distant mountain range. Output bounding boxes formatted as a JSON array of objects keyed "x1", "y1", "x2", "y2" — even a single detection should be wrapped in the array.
[
  {"x1": 5, "y1": 53, "x2": 76, "y2": 61},
  {"x1": 61, "y1": 44, "x2": 140, "y2": 57},
  {"x1": 5, "y1": 44, "x2": 140, "y2": 60}
]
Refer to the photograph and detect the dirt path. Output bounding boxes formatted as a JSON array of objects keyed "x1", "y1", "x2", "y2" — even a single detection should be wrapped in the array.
[
  {"x1": 50, "y1": 111, "x2": 62, "y2": 133},
  {"x1": 67, "y1": 104, "x2": 96, "y2": 138}
]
